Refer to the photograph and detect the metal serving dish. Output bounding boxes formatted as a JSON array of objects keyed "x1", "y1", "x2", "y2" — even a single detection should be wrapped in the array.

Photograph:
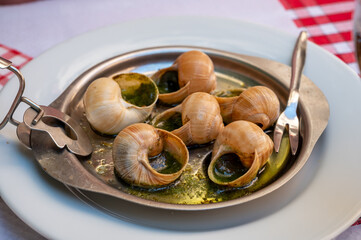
[{"x1": 26, "y1": 46, "x2": 329, "y2": 211}]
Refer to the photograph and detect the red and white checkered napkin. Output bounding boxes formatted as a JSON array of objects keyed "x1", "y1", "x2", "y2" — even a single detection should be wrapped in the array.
[
  {"x1": 0, "y1": 44, "x2": 32, "y2": 90},
  {"x1": 279, "y1": 0, "x2": 358, "y2": 73}
]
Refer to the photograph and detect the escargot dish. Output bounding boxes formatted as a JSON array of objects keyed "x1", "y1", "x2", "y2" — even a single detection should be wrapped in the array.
[
  {"x1": 151, "y1": 50, "x2": 217, "y2": 104},
  {"x1": 42, "y1": 46, "x2": 329, "y2": 210},
  {"x1": 208, "y1": 120, "x2": 274, "y2": 187},
  {"x1": 83, "y1": 73, "x2": 158, "y2": 135},
  {"x1": 152, "y1": 92, "x2": 224, "y2": 146},
  {"x1": 215, "y1": 86, "x2": 280, "y2": 130},
  {"x1": 112, "y1": 123, "x2": 189, "y2": 187}
]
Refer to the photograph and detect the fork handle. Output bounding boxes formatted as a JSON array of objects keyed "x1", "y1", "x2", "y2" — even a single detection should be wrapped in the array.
[{"x1": 289, "y1": 31, "x2": 307, "y2": 96}]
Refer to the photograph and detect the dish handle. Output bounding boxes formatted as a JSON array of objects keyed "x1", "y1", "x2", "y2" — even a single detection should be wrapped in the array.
[{"x1": 0, "y1": 56, "x2": 92, "y2": 157}]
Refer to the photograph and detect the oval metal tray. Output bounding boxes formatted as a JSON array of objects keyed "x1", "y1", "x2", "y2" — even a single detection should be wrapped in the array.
[{"x1": 30, "y1": 46, "x2": 329, "y2": 211}]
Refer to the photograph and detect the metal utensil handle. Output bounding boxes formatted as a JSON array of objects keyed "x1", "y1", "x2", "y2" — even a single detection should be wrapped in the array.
[
  {"x1": 289, "y1": 31, "x2": 307, "y2": 98},
  {"x1": 0, "y1": 57, "x2": 43, "y2": 130}
]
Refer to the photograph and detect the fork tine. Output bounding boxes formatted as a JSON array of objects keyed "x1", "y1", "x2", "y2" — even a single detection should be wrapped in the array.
[
  {"x1": 273, "y1": 120, "x2": 285, "y2": 153},
  {"x1": 288, "y1": 118, "x2": 299, "y2": 155}
]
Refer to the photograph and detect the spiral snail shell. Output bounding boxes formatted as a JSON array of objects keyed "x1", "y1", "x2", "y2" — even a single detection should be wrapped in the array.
[
  {"x1": 208, "y1": 120, "x2": 274, "y2": 187},
  {"x1": 152, "y1": 92, "x2": 224, "y2": 146},
  {"x1": 112, "y1": 123, "x2": 189, "y2": 187},
  {"x1": 215, "y1": 86, "x2": 280, "y2": 130},
  {"x1": 152, "y1": 50, "x2": 217, "y2": 104},
  {"x1": 83, "y1": 73, "x2": 158, "y2": 135}
]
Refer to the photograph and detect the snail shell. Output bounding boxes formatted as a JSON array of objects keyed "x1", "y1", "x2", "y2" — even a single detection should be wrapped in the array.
[
  {"x1": 152, "y1": 92, "x2": 224, "y2": 145},
  {"x1": 83, "y1": 73, "x2": 158, "y2": 135},
  {"x1": 152, "y1": 50, "x2": 217, "y2": 104},
  {"x1": 112, "y1": 123, "x2": 189, "y2": 187},
  {"x1": 208, "y1": 120, "x2": 273, "y2": 187},
  {"x1": 215, "y1": 86, "x2": 280, "y2": 130}
]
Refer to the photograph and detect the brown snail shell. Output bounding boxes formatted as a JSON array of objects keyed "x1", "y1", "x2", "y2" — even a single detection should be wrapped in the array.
[
  {"x1": 152, "y1": 50, "x2": 217, "y2": 104},
  {"x1": 112, "y1": 123, "x2": 189, "y2": 187},
  {"x1": 83, "y1": 73, "x2": 158, "y2": 135},
  {"x1": 215, "y1": 86, "x2": 280, "y2": 130},
  {"x1": 152, "y1": 92, "x2": 224, "y2": 145},
  {"x1": 208, "y1": 120, "x2": 273, "y2": 187}
]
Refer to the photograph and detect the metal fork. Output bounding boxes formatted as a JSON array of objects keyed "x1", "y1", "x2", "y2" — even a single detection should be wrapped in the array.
[{"x1": 273, "y1": 31, "x2": 307, "y2": 155}]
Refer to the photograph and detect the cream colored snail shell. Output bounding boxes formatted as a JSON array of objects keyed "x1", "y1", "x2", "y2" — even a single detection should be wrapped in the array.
[
  {"x1": 152, "y1": 50, "x2": 217, "y2": 104},
  {"x1": 208, "y1": 120, "x2": 274, "y2": 187},
  {"x1": 83, "y1": 73, "x2": 158, "y2": 135},
  {"x1": 152, "y1": 92, "x2": 224, "y2": 146},
  {"x1": 215, "y1": 86, "x2": 280, "y2": 130},
  {"x1": 112, "y1": 123, "x2": 189, "y2": 187}
]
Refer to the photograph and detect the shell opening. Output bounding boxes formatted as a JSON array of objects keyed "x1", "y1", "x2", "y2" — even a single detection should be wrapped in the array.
[
  {"x1": 156, "y1": 70, "x2": 180, "y2": 94},
  {"x1": 149, "y1": 150, "x2": 184, "y2": 174},
  {"x1": 213, "y1": 88, "x2": 246, "y2": 98},
  {"x1": 113, "y1": 73, "x2": 157, "y2": 107},
  {"x1": 153, "y1": 112, "x2": 183, "y2": 132},
  {"x1": 211, "y1": 153, "x2": 248, "y2": 182}
]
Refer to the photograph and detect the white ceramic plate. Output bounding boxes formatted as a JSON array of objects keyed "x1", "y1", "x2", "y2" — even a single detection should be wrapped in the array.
[{"x1": 1, "y1": 16, "x2": 361, "y2": 240}]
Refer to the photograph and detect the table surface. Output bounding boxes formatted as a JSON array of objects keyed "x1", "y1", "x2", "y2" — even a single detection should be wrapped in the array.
[{"x1": 0, "y1": 0, "x2": 360, "y2": 239}]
